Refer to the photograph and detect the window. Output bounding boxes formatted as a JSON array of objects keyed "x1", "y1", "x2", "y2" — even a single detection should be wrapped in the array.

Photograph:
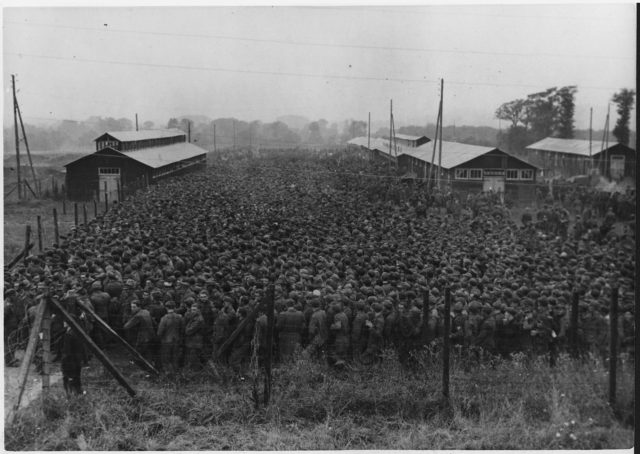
[
  {"x1": 469, "y1": 169, "x2": 482, "y2": 180},
  {"x1": 520, "y1": 169, "x2": 533, "y2": 180},
  {"x1": 98, "y1": 167, "x2": 120, "y2": 175},
  {"x1": 455, "y1": 169, "x2": 468, "y2": 179},
  {"x1": 506, "y1": 169, "x2": 519, "y2": 180}
]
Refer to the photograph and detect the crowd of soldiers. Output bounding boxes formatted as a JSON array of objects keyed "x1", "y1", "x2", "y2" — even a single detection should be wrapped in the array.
[{"x1": 4, "y1": 150, "x2": 636, "y2": 384}]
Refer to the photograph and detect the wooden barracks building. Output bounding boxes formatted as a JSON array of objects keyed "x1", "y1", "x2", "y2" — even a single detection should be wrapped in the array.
[
  {"x1": 348, "y1": 134, "x2": 539, "y2": 201},
  {"x1": 65, "y1": 129, "x2": 207, "y2": 201}
]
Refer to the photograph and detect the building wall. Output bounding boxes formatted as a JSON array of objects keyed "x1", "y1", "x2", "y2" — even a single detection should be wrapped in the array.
[
  {"x1": 593, "y1": 144, "x2": 636, "y2": 180},
  {"x1": 65, "y1": 152, "x2": 152, "y2": 200}
]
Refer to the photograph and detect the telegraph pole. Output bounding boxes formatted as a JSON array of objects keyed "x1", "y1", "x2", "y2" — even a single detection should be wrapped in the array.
[
  {"x1": 589, "y1": 107, "x2": 593, "y2": 174},
  {"x1": 135, "y1": 114, "x2": 139, "y2": 131},
  {"x1": 437, "y1": 79, "x2": 444, "y2": 189},
  {"x1": 187, "y1": 121, "x2": 191, "y2": 143},
  {"x1": 12, "y1": 74, "x2": 21, "y2": 200},
  {"x1": 367, "y1": 112, "x2": 371, "y2": 149},
  {"x1": 213, "y1": 123, "x2": 217, "y2": 153},
  {"x1": 233, "y1": 120, "x2": 236, "y2": 150}
]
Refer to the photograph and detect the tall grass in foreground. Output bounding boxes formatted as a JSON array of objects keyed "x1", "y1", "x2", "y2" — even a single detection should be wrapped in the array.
[{"x1": 5, "y1": 349, "x2": 634, "y2": 450}]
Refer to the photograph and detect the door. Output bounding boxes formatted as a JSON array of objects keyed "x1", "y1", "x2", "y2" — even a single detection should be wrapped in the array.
[
  {"x1": 98, "y1": 167, "x2": 121, "y2": 202},
  {"x1": 483, "y1": 176, "x2": 505, "y2": 193},
  {"x1": 610, "y1": 156, "x2": 625, "y2": 180}
]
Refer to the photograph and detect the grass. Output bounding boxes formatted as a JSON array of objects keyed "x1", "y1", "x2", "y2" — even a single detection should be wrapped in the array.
[{"x1": 4, "y1": 348, "x2": 634, "y2": 450}]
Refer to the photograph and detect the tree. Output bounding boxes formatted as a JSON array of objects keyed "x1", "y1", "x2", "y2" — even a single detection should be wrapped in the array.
[
  {"x1": 167, "y1": 118, "x2": 179, "y2": 129},
  {"x1": 555, "y1": 86, "x2": 577, "y2": 138},
  {"x1": 612, "y1": 88, "x2": 635, "y2": 146},
  {"x1": 143, "y1": 121, "x2": 155, "y2": 129},
  {"x1": 495, "y1": 99, "x2": 528, "y2": 128},
  {"x1": 525, "y1": 87, "x2": 558, "y2": 141}
]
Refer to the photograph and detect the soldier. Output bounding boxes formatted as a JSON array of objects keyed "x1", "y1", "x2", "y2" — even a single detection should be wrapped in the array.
[
  {"x1": 89, "y1": 281, "x2": 110, "y2": 349},
  {"x1": 276, "y1": 299, "x2": 305, "y2": 362},
  {"x1": 350, "y1": 300, "x2": 368, "y2": 363},
  {"x1": 123, "y1": 300, "x2": 155, "y2": 363},
  {"x1": 362, "y1": 302, "x2": 384, "y2": 365},
  {"x1": 61, "y1": 316, "x2": 85, "y2": 396},
  {"x1": 329, "y1": 301, "x2": 350, "y2": 366},
  {"x1": 183, "y1": 302, "x2": 205, "y2": 370},
  {"x1": 157, "y1": 301, "x2": 184, "y2": 375},
  {"x1": 228, "y1": 306, "x2": 255, "y2": 375},
  {"x1": 305, "y1": 298, "x2": 327, "y2": 360},
  {"x1": 474, "y1": 304, "x2": 496, "y2": 360}
]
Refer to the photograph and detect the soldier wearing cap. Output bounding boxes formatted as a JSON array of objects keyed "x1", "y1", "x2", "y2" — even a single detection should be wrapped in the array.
[
  {"x1": 124, "y1": 300, "x2": 155, "y2": 363},
  {"x1": 350, "y1": 300, "x2": 368, "y2": 363},
  {"x1": 276, "y1": 299, "x2": 305, "y2": 362},
  {"x1": 306, "y1": 298, "x2": 327, "y2": 361},
  {"x1": 89, "y1": 280, "x2": 110, "y2": 349},
  {"x1": 362, "y1": 302, "x2": 385, "y2": 365},
  {"x1": 157, "y1": 301, "x2": 184, "y2": 375}
]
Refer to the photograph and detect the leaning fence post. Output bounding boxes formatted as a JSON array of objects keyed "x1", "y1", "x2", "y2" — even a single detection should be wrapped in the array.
[
  {"x1": 6, "y1": 299, "x2": 47, "y2": 426},
  {"x1": 571, "y1": 291, "x2": 579, "y2": 358},
  {"x1": 442, "y1": 287, "x2": 451, "y2": 400},
  {"x1": 37, "y1": 215, "x2": 43, "y2": 252},
  {"x1": 22, "y1": 225, "x2": 31, "y2": 263},
  {"x1": 609, "y1": 287, "x2": 619, "y2": 407},
  {"x1": 53, "y1": 208, "x2": 60, "y2": 245}
]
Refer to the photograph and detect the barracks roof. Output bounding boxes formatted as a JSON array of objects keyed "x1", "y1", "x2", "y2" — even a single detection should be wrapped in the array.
[
  {"x1": 525, "y1": 137, "x2": 621, "y2": 157},
  {"x1": 65, "y1": 142, "x2": 207, "y2": 169},
  {"x1": 95, "y1": 129, "x2": 186, "y2": 143}
]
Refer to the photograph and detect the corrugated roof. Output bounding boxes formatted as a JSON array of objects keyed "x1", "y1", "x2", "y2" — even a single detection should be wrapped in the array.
[
  {"x1": 390, "y1": 133, "x2": 429, "y2": 142},
  {"x1": 124, "y1": 142, "x2": 207, "y2": 168},
  {"x1": 349, "y1": 136, "x2": 537, "y2": 169},
  {"x1": 96, "y1": 129, "x2": 186, "y2": 142},
  {"x1": 398, "y1": 141, "x2": 497, "y2": 169},
  {"x1": 526, "y1": 137, "x2": 620, "y2": 156}
]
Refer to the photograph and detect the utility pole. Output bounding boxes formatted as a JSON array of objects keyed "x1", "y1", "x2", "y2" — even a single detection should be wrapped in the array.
[
  {"x1": 12, "y1": 74, "x2": 21, "y2": 200},
  {"x1": 600, "y1": 105, "x2": 610, "y2": 179},
  {"x1": 233, "y1": 120, "x2": 236, "y2": 151},
  {"x1": 367, "y1": 112, "x2": 371, "y2": 150},
  {"x1": 604, "y1": 104, "x2": 610, "y2": 179},
  {"x1": 187, "y1": 121, "x2": 191, "y2": 143},
  {"x1": 14, "y1": 89, "x2": 39, "y2": 197},
  {"x1": 589, "y1": 107, "x2": 593, "y2": 174},
  {"x1": 135, "y1": 113, "x2": 139, "y2": 131},
  {"x1": 213, "y1": 123, "x2": 217, "y2": 153},
  {"x1": 437, "y1": 79, "x2": 444, "y2": 189}
]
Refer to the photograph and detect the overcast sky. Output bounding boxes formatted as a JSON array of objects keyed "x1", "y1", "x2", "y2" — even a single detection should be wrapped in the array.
[{"x1": 3, "y1": 3, "x2": 636, "y2": 131}]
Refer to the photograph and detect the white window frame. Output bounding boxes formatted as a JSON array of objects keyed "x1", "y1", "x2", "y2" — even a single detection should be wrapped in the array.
[
  {"x1": 506, "y1": 169, "x2": 519, "y2": 180},
  {"x1": 520, "y1": 169, "x2": 533, "y2": 180},
  {"x1": 98, "y1": 167, "x2": 121, "y2": 175},
  {"x1": 469, "y1": 169, "x2": 483, "y2": 180},
  {"x1": 455, "y1": 168, "x2": 468, "y2": 179}
]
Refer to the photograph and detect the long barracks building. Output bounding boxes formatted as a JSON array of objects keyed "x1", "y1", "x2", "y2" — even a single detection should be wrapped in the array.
[
  {"x1": 348, "y1": 135, "x2": 539, "y2": 202},
  {"x1": 65, "y1": 129, "x2": 207, "y2": 201}
]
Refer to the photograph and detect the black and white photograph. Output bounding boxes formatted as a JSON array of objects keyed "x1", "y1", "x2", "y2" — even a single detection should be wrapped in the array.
[{"x1": 2, "y1": 2, "x2": 636, "y2": 450}]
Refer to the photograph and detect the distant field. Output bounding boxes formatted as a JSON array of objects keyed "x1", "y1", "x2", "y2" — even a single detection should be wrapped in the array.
[{"x1": 3, "y1": 197, "x2": 107, "y2": 264}]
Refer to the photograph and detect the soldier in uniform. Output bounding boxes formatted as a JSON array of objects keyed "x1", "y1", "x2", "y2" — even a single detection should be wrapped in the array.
[
  {"x1": 350, "y1": 300, "x2": 368, "y2": 363},
  {"x1": 276, "y1": 299, "x2": 305, "y2": 362},
  {"x1": 329, "y1": 302, "x2": 350, "y2": 366},
  {"x1": 183, "y1": 302, "x2": 205, "y2": 370},
  {"x1": 306, "y1": 298, "x2": 328, "y2": 361},
  {"x1": 124, "y1": 300, "x2": 155, "y2": 363},
  {"x1": 157, "y1": 301, "x2": 184, "y2": 375}
]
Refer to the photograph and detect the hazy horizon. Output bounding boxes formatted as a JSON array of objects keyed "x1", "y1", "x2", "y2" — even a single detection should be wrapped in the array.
[{"x1": 3, "y1": 5, "x2": 636, "y2": 134}]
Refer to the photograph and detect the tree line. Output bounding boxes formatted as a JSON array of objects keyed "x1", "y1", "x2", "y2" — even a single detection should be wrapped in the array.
[{"x1": 495, "y1": 87, "x2": 635, "y2": 153}]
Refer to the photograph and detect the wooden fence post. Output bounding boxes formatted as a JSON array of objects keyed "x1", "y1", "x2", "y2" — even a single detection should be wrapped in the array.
[
  {"x1": 6, "y1": 299, "x2": 47, "y2": 426},
  {"x1": 422, "y1": 288, "x2": 430, "y2": 346},
  {"x1": 609, "y1": 288, "x2": 619, "y2": 407},
  {"x1": 42, "y1": 306, "x2": 51, "y2": 395},
  {"x1": 37, "y1": 215, "x2": 43, "y2": 252},
  {"x1": 23, "y1": 225, "x2": 31, "y2": 263},
  {"x1": 264, "y1": 283, "x2": 275, "y2": 405},
  {"x1": 94, "y1": 199, "x2": 98, "y2": 218},
  {"x1": 49, "y1": 298, "x2": 136, "y2": 397},
  {"x1": 53, "y1": 208, "x2": 59, "y2": 245},
  {"x1": 83, "y1": 204, "x2": 87, "y2": 226},
  {"x1": 117, "y1": 180, "x2": 121, "y2": 202},
  {"x1": 62, "y1": 196, "x2": 66, "y2": 215},
  {"x1": 442, "y1": 287, "x2": 451, "y2": 400},
  {"x1": 571, "y1": 291, "x2": 579, "y2": 359},
  {"x1": 74, "y1": 202, "x2": 78, "y2": 228}
]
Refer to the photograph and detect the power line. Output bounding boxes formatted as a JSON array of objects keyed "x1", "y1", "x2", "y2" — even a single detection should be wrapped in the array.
[
  {"x1": 4, "y1": 20, "x2": 633, "y2": 61},
  {"x1": 4, "y1": 52, "x2": 625, "y2": 91}
]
